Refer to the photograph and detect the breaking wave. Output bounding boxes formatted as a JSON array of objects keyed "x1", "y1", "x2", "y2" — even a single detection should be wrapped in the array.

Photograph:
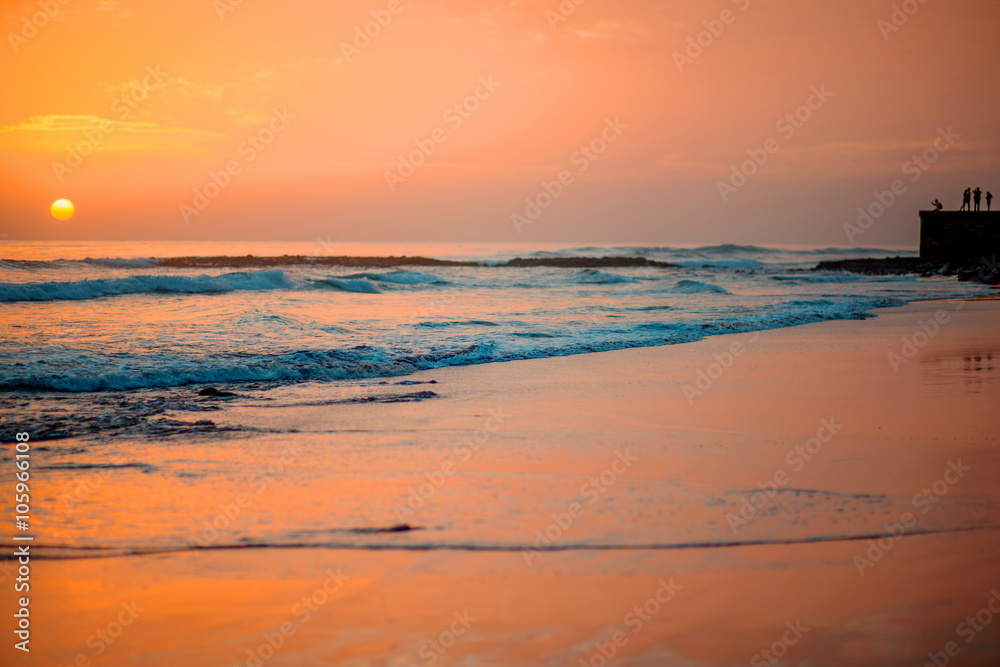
[{"x1": 0, "y1": 270, "x2": 291, "y2": 302}]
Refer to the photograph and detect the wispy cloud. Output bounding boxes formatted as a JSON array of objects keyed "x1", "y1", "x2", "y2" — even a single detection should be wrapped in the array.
[
  {"x1": 0, "y1": 115, "x2": 156, "y2": 133},
  {"x1": 92, "y1": 0, "x2": 133, "y2": 21},
  {"x1": 0, "y1": 114, "x2": 221, "y2": 154},
  {"x1": 149, "y1": 60, "x2": 322, "y2": 127},
  {"x1": 571, "y1": 19, "x2": 648, "y2": 41}
]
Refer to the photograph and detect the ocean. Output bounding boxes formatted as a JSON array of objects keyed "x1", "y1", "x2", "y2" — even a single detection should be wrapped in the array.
[
  {"x1": 0, "y1": 240, "x2": 993, "y2": 559},
  {"x1": 0, "y1": 241, "x2": 985, "y2": 396}
]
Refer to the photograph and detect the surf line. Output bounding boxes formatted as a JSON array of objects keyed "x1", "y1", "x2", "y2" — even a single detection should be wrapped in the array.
[{"x1": 25, "y1": 524, "x2": 999, "y2": 561}]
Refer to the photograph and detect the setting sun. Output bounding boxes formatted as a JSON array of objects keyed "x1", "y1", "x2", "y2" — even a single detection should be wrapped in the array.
[{"x1": 51, "y1": 198, "x2": 74, "y2": 220}]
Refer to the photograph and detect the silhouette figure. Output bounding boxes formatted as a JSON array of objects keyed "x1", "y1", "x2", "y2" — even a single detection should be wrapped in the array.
[
  {"x1": 973, "y1": 187, "x2": 982, "y2": 212},
  {"x1": 961, "y1": 188, "x2": 971, "y2": 211},
  {"x1": 988, "y1": 191, "x2": 994, "y2": 212},
  {"x1": 931, "y1": 199, "x2": 943, "y2": 211}
]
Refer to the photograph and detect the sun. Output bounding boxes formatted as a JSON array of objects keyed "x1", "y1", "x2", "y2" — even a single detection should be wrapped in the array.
[{"x1": 51, "y1": 199, "x2": 75, "y2": 220}]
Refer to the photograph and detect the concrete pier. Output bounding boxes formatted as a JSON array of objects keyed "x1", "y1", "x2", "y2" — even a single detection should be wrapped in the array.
[{"x1": 919, "y1": 211, "x2": 1000, "y2": 260}]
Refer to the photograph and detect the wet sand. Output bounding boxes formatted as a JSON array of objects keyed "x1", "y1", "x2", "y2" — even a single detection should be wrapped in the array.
[{"x1": 3, "y1": 298, "x2": 999, "y2": 666}]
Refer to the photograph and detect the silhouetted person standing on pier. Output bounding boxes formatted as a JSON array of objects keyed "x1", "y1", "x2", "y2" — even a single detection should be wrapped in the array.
[
  {"x1": 973, "y1": 187, "x2": 982, "y2": 212},
  {"x1": 988, "y1": 191, "x2": 994, "y2": 212},
  {"x1": 961, "y1": 188, "x2": 971, "y2": 211}
]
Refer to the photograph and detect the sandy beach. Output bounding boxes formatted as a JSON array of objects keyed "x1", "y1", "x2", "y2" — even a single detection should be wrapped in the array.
[
  {"x1": 2, "y1": 296, "x2": 997, "y2": 666},
  {"x1": 5, "y1": 0, "x2": 998, "y2": 663}
]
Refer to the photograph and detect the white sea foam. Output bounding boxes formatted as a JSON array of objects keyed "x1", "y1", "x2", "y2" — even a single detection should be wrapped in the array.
[
  {"x1": 0, "y1": 270, "x2": 291, "y2": 302},
  {"x1": 0, "y1": 296, "x2": 918, "y2": 392},
  {"x1": 338, "y1": 270, "x2": 443, "y2": 285}
]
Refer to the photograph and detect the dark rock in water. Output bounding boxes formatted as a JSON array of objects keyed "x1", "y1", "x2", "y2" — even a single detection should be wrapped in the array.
[
  {"x1": 959, "y1": 268, "x2": 1000, "y2": 285},
  {"x1": 349, "y1": 524, "x2": 418, "y2": 534},
  {"x1": 198, "y1": 387, "x2": 238, "y2": 398},
  {"x1": 157, "y1": 254, "x2": 678, "y2": 269},
  {"x1": 815, "y1": 256, "x2": 1000, "y2": 285},
  {"x1": 159, "y1": 254, "x2": 479, "y2": 268},
  {"x1": 504, "y1": 256, "x2": 677, "y2": 268},
  {"x1": 386, "y1": 524, "x2": 415, "y2": 533},
  {"x1": 351, "y1": 391, "x2": 438, "y2": 404},
  {"x1": 814, "y1": 257, "x2": 946, "y2": 276}
]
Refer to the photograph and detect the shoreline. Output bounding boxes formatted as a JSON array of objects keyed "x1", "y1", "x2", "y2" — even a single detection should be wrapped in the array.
[
  {"x1": 1, "y1": 287, "x2": 991, "y2": 398},
  {"x1": 3, "y1": 298, "x2": 999, "y2": 666}
]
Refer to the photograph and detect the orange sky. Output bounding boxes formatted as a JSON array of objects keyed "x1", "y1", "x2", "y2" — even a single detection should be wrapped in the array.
[{"x1": 1, "y1": 0, "x2": 998, "y2": 245}]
